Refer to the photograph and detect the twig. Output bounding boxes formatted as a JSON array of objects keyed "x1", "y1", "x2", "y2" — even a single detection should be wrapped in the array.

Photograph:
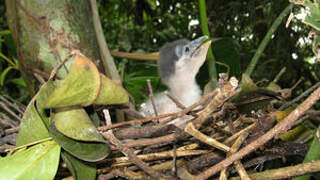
[
  {"x1": 122, "y1": 131, "x2": 187, "y2": 148},
  {"x1": 4, "y1": 127, "x2": 19, "y2": 135},
  {"x1": 113, "y1": 124, "x2": 170, "y2": 140},
  {"x1": 232, "y1": 154, "x2": 282, "y2": 174},
  {"x1": 27, "y1": 67, "x2": 50, "y2": 80},
  {"x1": 272, "y1": 67, "x2": 286, "y2": 83},
  {"x1": 147, "y1": 79, "x2": 158, "y2": 117},
  {"x1": 172, "y1": 145, "x2": 177, "y2": 176},
  {"x1": 33, "y1": 73, "x2": 46, "y2": 84},
  {"x1": 193, "y1": 84, "x2": 320, "y2": 180},
  {"x1": 108, "y1": 149, "x2": 209, "y2": 168},
  {"x1": 165, "y1": 91, "x2": 198, "y2": 117},
  {"x1": 280, "y1": 78, "x2": 303, "y2": 99},
  {"x1": 230, "y1": 160, "x2": 320, "y2": 180},
  {"x1": 192, "y1": 76, "x2": 239, "y2": 129},
  {"x1": 122, "y1": 109, "x2": 145, "y2": 119},
  {"x1": 101, "y1": 110, "x2": 170, "y2": 179},
  {"x1": 99, "y1": 168, "x2": 145, "y2": 180},
  {"x1": 48, "y1": 51, "x2": 76, "y2": 80},
  {"x1": 184, "y1": 123, "x2": 230, "y2": 152},
  {"x1": 0, "y1": 114, "x2": 18, "y2": 128},
  {"x1": 98, "y1": 89, "x2": 218, "y2": 131},
  {"x1": 99, "y1": 169, "x2": 123, "y2": 180},
  {"x1": 230, "y1": 133, "x2": 251, "y2": 180},
  {"x1": 165, "y1": 91, "x2": 186, "y2": 110},
  {"x1": 279, "y1": 81, "x2": 320, "y2": 110},
  {"x1": 223, "y1": 121, "x2": 258, "y2": 145},
  {"x1": 110, "y1": 50, "x2": 158, "y2": 61},
  {"x1": 0, "y1": 102, "x2": 21, "y2": 121},
  {"x1": 160, "y1": 89, "x2": 219, "y2": 124},
  {"x1": 0, "y1": 95, "x2": 25, "y2": 115}
]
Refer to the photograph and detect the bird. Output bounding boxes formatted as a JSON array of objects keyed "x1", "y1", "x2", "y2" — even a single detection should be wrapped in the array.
[{"x1": 139, "y1": 36, "x2": 212, "y2": 126}]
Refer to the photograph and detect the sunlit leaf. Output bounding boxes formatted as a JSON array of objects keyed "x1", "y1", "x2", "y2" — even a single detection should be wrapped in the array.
[
  {"x1": 45, "y1": 54, "x2": 101, "y2": 108},
  {"x1": 0, "y1": 141, "x2": 60, "y2": 180},
  {"x1": 0, "y1": 66, "x2": 14, "y2": 86},
  {"x1": 94, "y1": 74, "x2": 129, "y2": 105}
]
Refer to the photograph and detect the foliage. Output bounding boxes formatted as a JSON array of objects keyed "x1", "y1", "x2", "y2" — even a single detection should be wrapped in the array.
[
  {"x1": 0, "y1": 141, "x2": 60, "y2": 180},
  {"x1": 96, "y1": 0, "x2": 317, "y2": 106},
  {"x1": 0, "y1": 53, "x2": 128, "y2": 179},
  {"x1": 1, "y1": 0, "x2": 320, "y2": 179},
  {"x1": 0, "y1": 2, "x2": 29, "y2": 103}
]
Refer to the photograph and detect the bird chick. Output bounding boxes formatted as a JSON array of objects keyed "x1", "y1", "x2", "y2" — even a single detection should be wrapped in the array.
[{"x1": 140, "y1": 36, "x2": 212, "y2": 126}]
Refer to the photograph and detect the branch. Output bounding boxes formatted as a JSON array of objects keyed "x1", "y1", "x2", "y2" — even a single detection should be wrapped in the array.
[
  {"x1": 193, "y1": 84, "x2": 320, "y2": 179},
  {"x1": 89, "y1": 0, "x2": 122, "y2": 85},
  {"x1": 230, "y1": 160, "x2": 320, "y2": 180},
  {"x1": 110, "y1": 50, "x2": 158, "y2": 61}
]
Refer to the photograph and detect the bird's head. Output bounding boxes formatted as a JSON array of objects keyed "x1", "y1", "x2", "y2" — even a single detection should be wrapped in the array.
[{"x1": 158, "y1": 36, "x2": 211, "y2": 86}]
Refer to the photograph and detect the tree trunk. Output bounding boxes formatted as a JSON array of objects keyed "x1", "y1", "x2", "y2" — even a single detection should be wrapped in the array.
[{"x1": 6, "y1": 0, "x2": 112, "y2": 96}]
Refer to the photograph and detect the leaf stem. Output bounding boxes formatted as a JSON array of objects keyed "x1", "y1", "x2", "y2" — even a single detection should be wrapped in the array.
[
  {"x1": 244, "y1": 4, "x2": 293, "y2": 76},
  {"x1": 198, "y1": 0, "x2": 217, "y2": 89}
]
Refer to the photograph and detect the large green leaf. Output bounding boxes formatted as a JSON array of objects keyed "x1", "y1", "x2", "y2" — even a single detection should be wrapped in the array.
[
  {"x1": 49, "y1": 122, "x2": 109, "y2": 162},
  {"x1": 0, "y1": 141, "x2": 60, "y2": 180},
  {"x1": 61, "y1": 151, "x2": 96, "y2": 180},
  {"x1": 16, "y1": 84, "x2": 52, "y2": 146},
  {"x1": 53, "y1": 107, "x2": 106, "y2": 143},
  {"x1": 45, "y1": 54, "x2": 101, "y2": 108},
  {"x1": 212, "y1": 37, "x2": 241, "y2": 78},
  {"x1": 37, "y1": 80, "x2": 63, "y2": 109},
  {"x1": 38, "y1": 109, "x2": 109, "y2": 162}
]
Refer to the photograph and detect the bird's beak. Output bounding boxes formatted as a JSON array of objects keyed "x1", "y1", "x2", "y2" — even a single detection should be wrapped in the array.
[
  {"x1": 186, "y1": 36, "x2": 211, "y2": 75},
  {"x1": 188, "y1": 36, "x2": 211, "y2": 59}
]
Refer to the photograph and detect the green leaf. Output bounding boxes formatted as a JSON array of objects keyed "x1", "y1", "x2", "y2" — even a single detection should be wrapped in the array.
[
  {"x1": 53, "y1": 107, "x2": 106, "y2": 143},
  {"x1": 302, "y1": 1, "x2": 320, "y2": 31},
  {"x1": 45, "y1": 54, "x2": 101, "y2": 108},
  {"x1": 0, "y1": 66, "x2": 14, "y2": 86},
  {"x1": 94, "y1": 74, "x2": 129, "y2": 105},
  {"x1": 16, "y1": 90, "x2": 50, "y2": 146},
  {"x1": 61, "y1": 151, "x2": 96, "y2": 180},
  {"x1": 36, "y1": 80, "x2": 63, "y2": 110},
  {"x1": 212, "y1": 37, "x2": 241, "y2": 78},
  {"x1": 0, "y1": 141, "x2": 60, "y2": 180},
  {"x1": 49, "y1": 122, "x2": 109, "y2": 162},
  {"x1": 9, "y1": 77, "x2": 27, "y2": 87},
  {"x1": 38, "y1": 108, "x2": 110, "y2": 162},
  {"x1": 293, "y1": 126, "x2": 320, "y2": 180}
]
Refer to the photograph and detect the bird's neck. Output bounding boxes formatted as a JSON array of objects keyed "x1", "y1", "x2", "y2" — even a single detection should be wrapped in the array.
[{"x1": 167, "y1": 74, "x2": 202, "y2": 107}]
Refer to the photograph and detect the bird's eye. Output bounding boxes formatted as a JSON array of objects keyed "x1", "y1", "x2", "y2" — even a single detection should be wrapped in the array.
[{"x1": 185, "y1": 47, "x2": 190, "y2": 53}]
